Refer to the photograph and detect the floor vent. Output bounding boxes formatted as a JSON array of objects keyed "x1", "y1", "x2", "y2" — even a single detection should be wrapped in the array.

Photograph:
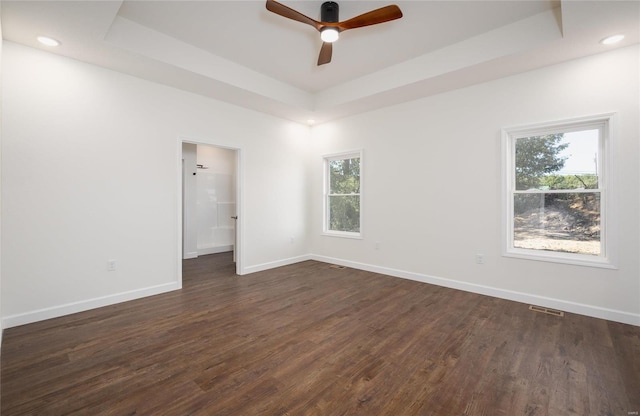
[
  {"x1": 329, "y1": 264, "x2": 347, "y2": 269},
  {"x1": 529, "y1": 305, "x2": 564, "y2": 317}
]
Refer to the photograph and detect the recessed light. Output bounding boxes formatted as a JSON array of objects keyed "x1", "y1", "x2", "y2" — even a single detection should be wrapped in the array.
[
  {"x1": 37, "y1": 36, "x2": 61, "y2": 47},
  {"x1": 307, "y1": 119, "x2": 316, "y2": 125},
  {"x1": 600, "y1": 34, "x2": 624, "y2": 45}
]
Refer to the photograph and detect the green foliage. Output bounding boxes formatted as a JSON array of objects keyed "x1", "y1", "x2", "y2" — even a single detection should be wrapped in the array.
[
  {"x1": 515, "y1": 134, "x2": 568, "y2": 190},
  {"x1": 328, "y1": 158, "x2": 360, "y2": 232},
  {"x1": 540, "y1": 174, "x2": 598, "y2": 190},
  {"x1": 329, "y1": 196, "x2": 360, "y2": 232},
  {"x1": 329, "y1": 158, "x2": 360, "y2": 194}
]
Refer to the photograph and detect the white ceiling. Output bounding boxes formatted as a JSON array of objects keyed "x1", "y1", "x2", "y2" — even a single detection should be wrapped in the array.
[{"x1": 1, "y1": 1, "x2": 638, "y2": 124}]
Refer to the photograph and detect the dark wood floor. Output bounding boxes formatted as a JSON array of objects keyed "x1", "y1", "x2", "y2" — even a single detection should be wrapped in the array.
[{"x1": 2, "y1": 253, "x2": 639, "y2": 415}]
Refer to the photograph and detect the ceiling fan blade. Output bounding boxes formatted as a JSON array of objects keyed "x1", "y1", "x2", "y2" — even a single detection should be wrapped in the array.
[
  {"x1": 337, "y1": 5, "x2": 402, "y2": 31},
  {"x1": 317, "y1": 42, "x2": 332, "y2": 66},
  {"x1": 266, "y1": 0, "x2": 322, "y2": 31}
]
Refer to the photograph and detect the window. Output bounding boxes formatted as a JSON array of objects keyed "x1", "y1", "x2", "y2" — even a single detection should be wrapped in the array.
[
  {"x1": 324, "y1": 151, "x2": 362, "y2": 237},
  {"x1": 503, "y1": 114, "x2": 615, "y2": 267}
]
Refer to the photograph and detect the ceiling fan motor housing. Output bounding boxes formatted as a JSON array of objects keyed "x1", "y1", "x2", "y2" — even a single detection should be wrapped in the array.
[{"x1": 321, "y1": 1, "x2": 339, "y2": 23}]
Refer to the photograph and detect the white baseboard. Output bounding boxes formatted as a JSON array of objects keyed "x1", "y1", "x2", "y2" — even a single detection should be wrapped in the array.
[
  {"x1": 4, "y1": 255, "x2": 637, "y2": 330},
  {"x1": 197, "y1": 245, "x2": 233, "y2": 256},
  {"x1": 241, "y1": 254, "x2": 312, "y2": 275},
  {"x1": 2, "y1": 281, "x2": 181, "y2": 329},
  {"x1": 183, "y1": 251, "x2": 198, "y2": 259},
  {"x1": 310, "y1": 254, "x2": 640, "y2": 327}
]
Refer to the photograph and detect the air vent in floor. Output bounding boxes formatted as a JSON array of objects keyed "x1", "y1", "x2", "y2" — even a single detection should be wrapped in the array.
[{"x1": 529, "y1": 305, "x2": 564, "y2": 317}]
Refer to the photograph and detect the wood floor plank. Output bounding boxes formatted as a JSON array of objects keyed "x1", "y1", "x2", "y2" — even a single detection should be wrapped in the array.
[{"x1": 2, "y1": 253, "x2": 639, "y2": 415}]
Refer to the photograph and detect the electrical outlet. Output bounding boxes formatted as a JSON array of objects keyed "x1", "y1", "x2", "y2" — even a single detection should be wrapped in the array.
[
  {"x1": 290, "y1": 237, "x2": 295, "y2": 244},
  {"x1": 475, "y1": 254, "x2": 485, "y2": 264},
  {"x1": 375, "y1": 241, "x2": 380, "y2": 250},
  {"x1": 107, "y1": 260, "x2": 117, "y2": 271}
]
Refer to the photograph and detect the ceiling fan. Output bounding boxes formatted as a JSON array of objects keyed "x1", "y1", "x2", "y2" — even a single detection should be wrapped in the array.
[{"x1": 265, "y1": 0, "x2": 403, "y2": 66}]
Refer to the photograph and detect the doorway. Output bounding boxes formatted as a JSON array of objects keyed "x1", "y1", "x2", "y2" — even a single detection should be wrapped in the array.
[{"x1": 180, "y1": 140, "x2": 241, "y2": 276}]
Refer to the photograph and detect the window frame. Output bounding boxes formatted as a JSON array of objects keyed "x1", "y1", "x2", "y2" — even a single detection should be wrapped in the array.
[
  {"x1": 323, "y1": 150, "x2": 363, "y2": 239},
  {"x1": 501, "y1": 113, "x2": 616, "y2": 268}
]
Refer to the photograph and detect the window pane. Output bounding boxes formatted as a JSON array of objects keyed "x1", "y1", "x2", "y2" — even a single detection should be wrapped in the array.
[
  {"x1": 514, "y1": 192, "x2": 600, "y2": 255},
  {"x1": 329, "y1": 195, "x2": 360, "y2": 232},
  {"x1": 515, "y1": 130, "x2": 599, "y2": 191},
  {"x1": 329, "y1": 158, "x2": 360, "y2": 194}
]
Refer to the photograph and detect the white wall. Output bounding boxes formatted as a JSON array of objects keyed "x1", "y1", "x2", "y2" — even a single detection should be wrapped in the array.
[
  {"x1": 309, "y1": 45, "x2": 640, "y2": 326},
  {"x1": 1, "y1": 42, "x2": 311, "y2": 327},
  {"x1": 196, "y1": 145, "x2": 236, "y2": 255},
  {"x1": 2, "y1": 40, "x2": 637, "y2": 329}
]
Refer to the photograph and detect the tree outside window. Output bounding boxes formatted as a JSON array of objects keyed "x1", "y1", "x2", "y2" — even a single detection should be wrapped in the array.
[{"x1": 324, "y1": 153, "x2": 361, "y2": 236}]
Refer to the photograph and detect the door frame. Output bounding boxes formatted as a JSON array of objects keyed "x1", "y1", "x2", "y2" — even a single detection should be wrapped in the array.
[{"x1": 177, "y1": 137, "x2": 243, "y2": 281}]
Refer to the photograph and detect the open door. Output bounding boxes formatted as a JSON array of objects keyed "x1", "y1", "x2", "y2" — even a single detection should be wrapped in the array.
[{"x1": 181, "y1": 140, "x2": 241, "y2": 275}]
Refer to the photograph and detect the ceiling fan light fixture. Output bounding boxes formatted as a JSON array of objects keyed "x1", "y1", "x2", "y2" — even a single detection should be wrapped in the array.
[{"x1": 320, "y1": 27, "x2": 339, "y2": 43}]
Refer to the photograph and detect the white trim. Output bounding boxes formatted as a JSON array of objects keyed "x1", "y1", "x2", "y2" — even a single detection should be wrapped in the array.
[
  {"x1": 177, "y1": 138, "x2": 184, "y2": 287},
  {"x1": 5, "y1": 254, "x2": 638, "y2": 328},
  {"x1": 241, "y1": 254, "x2": 312, "y2": 275},
  {"x1": 501, "y1": 113, "x2": 617, "y2": 137},
  {"x1": 501, "y1": 113, "x2": 617, "y2": 268},
  {"x1": 310, "y1": 254, "x2": 639, "y2": 327},
  {"x1": 321, "y1": 231, "x2": 363, "y2": 240},
  {"x1": 504, "y1": 249, "x2": 616, "y2": 269},
  {"x1": 323, "y1": 149, "x2": 362, "y2": 161},
  {"x1": 236, "y1": 149, "x2": 244, "y2": 274},
  {"x1": 183, "y1": 251, "x2": 198, "y2": 259},
  {"x1": 2, "y1": 282, "x2": 181, "y2": 329}
]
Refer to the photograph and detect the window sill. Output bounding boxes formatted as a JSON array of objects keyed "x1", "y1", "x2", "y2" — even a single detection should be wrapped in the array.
[
  {"x1": 322, "y1": 231, "x2": 363, "y2": 240},
  {"x1": 503, "y1": 249, "x2": 617, "y2": 269}
]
